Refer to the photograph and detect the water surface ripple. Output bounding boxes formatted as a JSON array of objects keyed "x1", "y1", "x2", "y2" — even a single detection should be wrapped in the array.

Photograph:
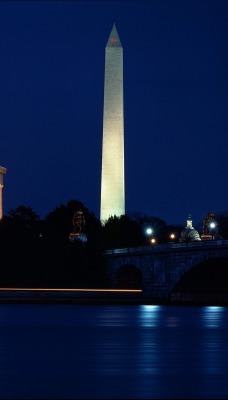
[{"x1": 0, "y1": 304, "x2": 227, "y2": 399}]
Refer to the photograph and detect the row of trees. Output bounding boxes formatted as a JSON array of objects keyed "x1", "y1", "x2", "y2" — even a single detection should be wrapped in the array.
[
  {"x1": 0, "y1": 199, "x2": 228, "y2": 288},
  {"x1": 0, "y1": 201, "x2": 105, "y2": 288}
]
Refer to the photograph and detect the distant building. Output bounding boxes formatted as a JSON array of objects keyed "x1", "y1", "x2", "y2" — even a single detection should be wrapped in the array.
[
  {"x1": 201, "y1": 212, "x2": 221, "y2": 240},
  {"x1": 179, "y1": 214, "x2": 201, "y2": 242},
  {"x1": 69, "y1": 209, "x2": 87, "y2": 243},
  {"x1": 0, "y1": 166, "x2": 7, "y2": 219}
]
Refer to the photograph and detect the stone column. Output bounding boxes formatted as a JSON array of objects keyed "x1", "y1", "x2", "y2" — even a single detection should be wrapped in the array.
[{"x1": 100, "y1": 24, "x2": 125, "y2": 223}]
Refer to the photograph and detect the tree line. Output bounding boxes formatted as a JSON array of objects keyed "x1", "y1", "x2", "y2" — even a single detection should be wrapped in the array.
[{"x1": 0, "y1": 200, "x2": 227, "y2": 288}]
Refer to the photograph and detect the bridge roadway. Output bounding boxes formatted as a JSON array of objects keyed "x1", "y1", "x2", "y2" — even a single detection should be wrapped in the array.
[{"x1": 104, "y1": 240, "x2": 228, "y2": 302}]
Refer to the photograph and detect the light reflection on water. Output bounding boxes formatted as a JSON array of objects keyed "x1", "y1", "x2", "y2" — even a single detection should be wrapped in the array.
[
  {"x1": 203, "y1": 306, "x2": 225, "y2": 328},
  {"x1": 200, "y1": 306, "x2": 226, "y2": 377},
  {"x1": 0, "y1": 304, "x2": 228, "y2": 399},
  {"x1": 139, "y1": 304, "x2": 161, "y2": 327}
]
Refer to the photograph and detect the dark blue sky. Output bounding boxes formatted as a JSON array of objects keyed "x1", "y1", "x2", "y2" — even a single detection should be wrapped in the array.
[{"x1": 0, "y1": 0, "x2": 227, "y2": 226}]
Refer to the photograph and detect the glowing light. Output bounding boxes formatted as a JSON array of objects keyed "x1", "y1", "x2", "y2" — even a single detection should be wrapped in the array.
[
  {"x1": 146, "y1": 227, "x2": 153, "y2": 235},
  {"x1": 141, "y1": 305, "x2": 160, "y2": 311},
  {"x1": 151, "y1": 238, "x2": 156, "y2": 244},
  {"x1": 170, "y1": 233, "x2": 175, "y2": 239},
  {"x1": 0, "y1": 288, "x2": 142, "y2": 293}
]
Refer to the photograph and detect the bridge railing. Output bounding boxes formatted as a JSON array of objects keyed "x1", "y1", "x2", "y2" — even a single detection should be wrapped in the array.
[
  {"x1": 170, "y1": 240, "x2": 228, "y2": 249},
  {"x1": 104, "y1": 240, "x2": 228, "y2": 255}
]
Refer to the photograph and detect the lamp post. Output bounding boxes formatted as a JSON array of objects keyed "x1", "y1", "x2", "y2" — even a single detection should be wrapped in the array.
[
  {"x1": 145, "y1": 227, "x2": 153, "y2": 244},
  {"x1": 169, "y1": 233, "x2": 176, "y2": 242},
  {"x1": 209, "y1": 221, "x2": 216, "y2": 240},
  {"x1": 146, "y1": 227, "x2": 153, "y2": 236}
]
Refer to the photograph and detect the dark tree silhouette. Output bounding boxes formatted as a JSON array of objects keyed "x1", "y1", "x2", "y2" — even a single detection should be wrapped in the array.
[
  {"x1": 102, "y1": 215, "x2": 145, "y2": 249},
  {"x1": 0, "y1": 202, "x2": 107, "y2": 288},
  {"x1": 135, "y1": 214, "x2": 169, "y2": 244},
  {"x1": 217, "y1": 212, "x2": 228, "y2": 239}
]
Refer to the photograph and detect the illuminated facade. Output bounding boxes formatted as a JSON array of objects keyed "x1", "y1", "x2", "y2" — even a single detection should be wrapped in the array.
[
  {"x1": 69, "y1": 209, "x2": 87, "y2": 243},
  {"x1": 179, "y1": 214, "x2": 201, "y2": 242},
  {"x1": 201, "y1": 212, "x2": 219, "y2": 240},
  {"x1": 100, "y1": 24, "x2": 125, "y2": 223},
  {"x1": 0, "y1": 166, "x2": 6, "y2": 219}
]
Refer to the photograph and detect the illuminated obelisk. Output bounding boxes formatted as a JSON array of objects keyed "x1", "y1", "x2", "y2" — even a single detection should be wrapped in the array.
[
  {"x1": 100, "y1": 23, "x2": 125, "y2": 223},
  {"x1": 0, "y1": 166, "x2": 6, "y2": 219}
]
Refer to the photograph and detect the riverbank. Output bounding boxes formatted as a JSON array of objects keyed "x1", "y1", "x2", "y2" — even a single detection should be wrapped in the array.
[
  {"x1": 0, "y1": 288, "x2": 228, "y2": 306},
  {"x1": 0, "y1": 288, "x2": 144, "y2": 305}
]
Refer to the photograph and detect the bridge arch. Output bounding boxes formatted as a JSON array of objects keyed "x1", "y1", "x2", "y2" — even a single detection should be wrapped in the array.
[
  {"x1": 172, "y1": 256, "x2": 228, "y2": 294},
  {"x1": 105, "y1": 241, "x2": 228, "y2": 301},
  {"x1": 115, "y1": 264, "x2": 142, "y2": 289}
]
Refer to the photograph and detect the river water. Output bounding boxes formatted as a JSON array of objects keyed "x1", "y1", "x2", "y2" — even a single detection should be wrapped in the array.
[{"x1": 0, "y1": 304, "x2": 228, "y2": 399}]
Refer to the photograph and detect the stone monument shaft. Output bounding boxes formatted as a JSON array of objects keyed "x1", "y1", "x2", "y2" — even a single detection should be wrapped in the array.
[{"x1": 100, "y1": 24, "x2": 125, "y2": 222}]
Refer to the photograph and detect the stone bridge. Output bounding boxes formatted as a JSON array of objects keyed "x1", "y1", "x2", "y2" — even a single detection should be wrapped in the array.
[{"x1": 104, "y1": 240, "x2": 228, "y2": 301}]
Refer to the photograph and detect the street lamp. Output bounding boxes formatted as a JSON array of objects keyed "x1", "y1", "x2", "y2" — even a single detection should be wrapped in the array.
[
  {"x1": 145, "y1": 227, "x2": 154, "y2": 244},
  {"x1": 146, "y1": 227, "x2": 153, "y2": 236},
  {"x1": 170, "y1": 233, "x2": 176, "y2": 241},
  {"x1": 209, "y1": 221, "x2": 216, "y2": 240}
]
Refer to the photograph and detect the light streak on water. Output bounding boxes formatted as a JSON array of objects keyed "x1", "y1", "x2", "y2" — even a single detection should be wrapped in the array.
[{"x1": 0, "y1": 288, "x2": 142, "y2": 292}]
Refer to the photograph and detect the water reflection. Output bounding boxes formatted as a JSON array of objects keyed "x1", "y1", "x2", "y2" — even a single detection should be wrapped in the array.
[
  {"x1": 199, "y1": 306, "x2": 226, "y2": 378},
  {"x1": 0, "y1": 305, "x2": 228, "y2": 399},
  {"x1": 139, "y1": 305, "x2": 160, "y2": 327},
  {"x1": 202, "y1": 306, "x2": 225, "y2": 328}
]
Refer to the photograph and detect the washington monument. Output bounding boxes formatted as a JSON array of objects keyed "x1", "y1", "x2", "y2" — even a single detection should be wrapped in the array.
[{"x1": 100, "y1": 24, "x2": 125, "y2": 222}]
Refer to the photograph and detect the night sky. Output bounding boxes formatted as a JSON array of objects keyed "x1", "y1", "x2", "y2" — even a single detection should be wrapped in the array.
[{"x1": 0, "y1": 0, "x2": 227, "y2": 226}]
